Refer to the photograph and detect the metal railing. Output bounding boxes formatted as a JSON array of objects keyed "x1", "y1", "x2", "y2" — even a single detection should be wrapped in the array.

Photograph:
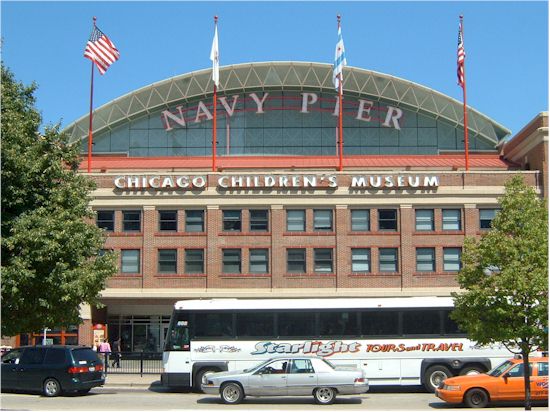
[{"x1": 98, "y1": 351, "x2": 163, "y2": 376}]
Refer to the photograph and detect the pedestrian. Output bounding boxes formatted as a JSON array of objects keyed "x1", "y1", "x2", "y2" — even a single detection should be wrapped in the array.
[
  {"x1": 98, "y1": 338, "x2": 111, "y2": 365},
  {"x1": 111, "y1": 338, "x2": 121, "y2": 368}
]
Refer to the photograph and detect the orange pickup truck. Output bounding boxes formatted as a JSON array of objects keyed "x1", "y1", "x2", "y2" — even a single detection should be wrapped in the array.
[{"x1": 435, "y1": 356, "x2": 548, "y2": 408}]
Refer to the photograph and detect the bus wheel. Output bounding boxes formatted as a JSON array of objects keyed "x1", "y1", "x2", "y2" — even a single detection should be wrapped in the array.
[
  {"x1": 194, "y1": 368, "x2": 218, "y2": 392},
  {"x1": 423, "y1": 365, "x2": 452, "y2": 392},
  {"x1": 460, "y1": 366, "x2": 484, "y2": 376},
  {"x1": 314, "y1": 387, "x2": 336, "y2": 405},
  {"x1": 464, "y1": 388, "x2": 489, "y2": 408},
  {"x1": 220, "y1": 382, "x2": 244, "y2": 404}
]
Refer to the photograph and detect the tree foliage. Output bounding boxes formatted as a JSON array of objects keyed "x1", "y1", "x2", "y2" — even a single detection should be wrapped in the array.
[
  {"x1": 451, "y1": 175, "x2": 548, "y2": 409},
  {"x1": 1, "y1": 65, "x2": 117, "y2": 337}
]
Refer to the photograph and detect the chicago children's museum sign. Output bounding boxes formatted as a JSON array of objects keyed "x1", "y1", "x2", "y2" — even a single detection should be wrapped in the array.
[{"x1": 113, "y1": 174, "x2": 440, "y2": 191}]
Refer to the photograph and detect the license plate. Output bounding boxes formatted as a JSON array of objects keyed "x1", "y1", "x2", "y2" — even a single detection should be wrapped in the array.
[{"x1": 89, "y1": 366, "x2": 95, "y2": 372}]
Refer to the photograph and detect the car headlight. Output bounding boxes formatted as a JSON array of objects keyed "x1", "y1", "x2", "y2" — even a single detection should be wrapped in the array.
[{"x1": 443, "y1": 385, "x2": 461, "y2": 391}]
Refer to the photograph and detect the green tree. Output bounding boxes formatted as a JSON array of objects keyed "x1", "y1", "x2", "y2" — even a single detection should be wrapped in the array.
[
  {"x1": 1, "y1": 65, "x2": 117, "y2": 337},
  {"x1": 452, "y1": 175, "x2": 548, "y2": 410}
]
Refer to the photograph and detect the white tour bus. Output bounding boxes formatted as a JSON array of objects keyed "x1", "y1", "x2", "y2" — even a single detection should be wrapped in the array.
[{"x1": 161, "y1": 297, "x2": 512, "y2": 392}]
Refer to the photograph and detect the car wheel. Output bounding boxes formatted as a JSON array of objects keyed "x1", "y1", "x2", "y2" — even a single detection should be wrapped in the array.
[
  {"x1": 220, "y1": 382, "x2": 244, "y2": 404},
  {"x1": 314, "y1": 387, "x2": 336, "y2": 405},
  {"x1": 460, "y1": 366, "x2": 485, "y2": 376},
  {"x1": 194, "y1": 368, "x2": 218, "y2": 392},
  {"x1": 424, "y1": 365, "x2": 452, "y2": 392},
  {"x1": 465, "y1": 388, "x2": 489, "y2": 408},
  {"x1": 43, "y1": 378, "x2": 61, "y2": 397}
]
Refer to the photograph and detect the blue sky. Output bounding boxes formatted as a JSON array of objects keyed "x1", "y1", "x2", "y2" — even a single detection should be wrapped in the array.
[{"x1": 2, "y1": 1, "x2": 548, "y2": 138}]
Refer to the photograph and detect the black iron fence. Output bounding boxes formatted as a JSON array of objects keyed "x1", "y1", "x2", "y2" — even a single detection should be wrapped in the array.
[{"x1": 98, "y1": 351, "x2": 163, "y2": 376}]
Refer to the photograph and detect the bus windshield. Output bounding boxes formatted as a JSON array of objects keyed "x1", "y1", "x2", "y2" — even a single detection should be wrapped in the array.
[{"x1": 165, "y1": 312, "x2": 190, "y2": 351}]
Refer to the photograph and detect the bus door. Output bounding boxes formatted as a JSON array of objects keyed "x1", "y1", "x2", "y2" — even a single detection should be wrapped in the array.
[{"x1": 248, "y1": 359, "x2": 289, "y2": 396}]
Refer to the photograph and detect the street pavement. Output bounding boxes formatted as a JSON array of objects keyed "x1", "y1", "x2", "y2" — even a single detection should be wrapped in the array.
[{"x1": 103, "y1": 373, "x2": 161, "y2": 389}]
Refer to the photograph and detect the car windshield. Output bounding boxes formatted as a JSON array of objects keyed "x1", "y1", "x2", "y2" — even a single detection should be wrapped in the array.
[
  {"x1": 244, "y1": 359, "x2": 274, "y2": 373},
  {"x1": 321, "y1": 358, "x2": 336, "y2": 369},
  {"x1": 487, "y1": 360, "x2": 514, "y2": 377}
]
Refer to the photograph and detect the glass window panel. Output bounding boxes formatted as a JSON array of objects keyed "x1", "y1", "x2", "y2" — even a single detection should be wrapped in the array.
[
  {"x1": 378, "y1": 209, "x2": 397, "y2": 231},
  {"x1": 121, "y1": 250, "x2": 140, "y2": 273},
  {"x1": 442, "y1": 209, "x2": 461, "y2": 230},
  {"x1": 403, "y1": 310, "x2": 441, "y2": 335},
  {"x1": 319, "y1": 311, "x2": 359, "y2": 337},
  {"x1": 287, "y1": 210, "x2": 305, "y2": 232},
  {"x1": 236, "y1": 312, "x2": 274, "y2": 337},
  {"x1": 158, "y1": 249, "x2": 177, "y2": 273},
  {"x1": 223, "y1": 249, "x2": 241, "y2": 274},
  {"x1": 443, "y1": 247, "x2": 462, "y2": 272},
  {"x1": 185, "y1": 249, "x2": 204, "y2": 274},
  {"x1": 416, "y1": 248, "x2": 435, "y2": 272},
  {"x1": 361, "y1": 311, "x2": 399, "y2": 336},
  {"x1": 480, "y1": 208, "x2": 499, "y2": 229},
  {"x1": 352, "y1": 248, "x2": 371, "y2": 272},
  {"x1": 159, "y1": 210, "x2": 177, "y2": 232},
  {"x1": 97, "y1": 210, "x2": 114, "y2": 231},
  {"x1": 314, "y1": 248, "x2": 333, "y2": 273},
  {"x1": 443, "y1": 309, "x2": 464, "y2": 335},
  {"x1": 250, "y1": 249, "x2": 269, "y2": 273},
  {"x1": 379, "y1": 248, "x2": 398, "y2": 272},
  {"x1": 314, "y1": 210, "x2": 333, "y2": 231},
  {"x1": 185, "y1": 210, "x2": 204, "y2": 232},
  {"x1": 194, "y1": 313, "x2": 233, "y2": 338},
  {"x1": 287, "y1": 249, "x2": 306, "y2": 273},
  {"x1": 278, "y1": 312, "x2": 316, "y2": 337},
  {"x1": 223, "y1": 210, "x2": 241, "y2": 232},
  {"x1": 351, "y1": 209, "x2": 370, "y2": 231},
  {"x1": 250, "y1": 210, "x2": 269, "y2": 232},
  {"x1": 415, "y1": 209, "x2": 434, "y2": 231},
  {"x1": 123, "y1": 210, "x2": 141, "y2": 232}
]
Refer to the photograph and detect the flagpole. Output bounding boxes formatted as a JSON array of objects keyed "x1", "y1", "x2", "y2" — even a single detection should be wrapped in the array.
[
  {"x1": 337, "y1": 15, "x2": 344, "y2": 172},
  {"x1": 212, "y1": 16, "x2": 218, "y2": 172},
  {"x1": 87, "y1": 17, "x2": 96, "y2": 174},
  {"x1": 460, "y1": 15, "x2": 470, "y2": 171}
]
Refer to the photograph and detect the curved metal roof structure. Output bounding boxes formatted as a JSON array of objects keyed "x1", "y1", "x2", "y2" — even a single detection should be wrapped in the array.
[{"x1": 64, "y1": 62, "x2": 510, "y2": 145}]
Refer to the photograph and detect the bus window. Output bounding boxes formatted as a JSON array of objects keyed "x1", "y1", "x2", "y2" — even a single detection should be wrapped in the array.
[
  {"x1": 278, "y1": 312, "x2": 316, "y2": 337},
  {"x1": 319, "y1": 311, "x2": 359, "y2": 337},
  {"x1": 194, "y1": 313, "x2": 233, "y2": 338},
  {"x1": 403, "y1": 310, "x2": 441, "y2": 336},
  {"x1": 236, "y1": 312, "x2": 274, "y2": 338},
  {"x1": 361, "y1": 310, "x2": 399, "y2": 336},
  {"x1": 165, "y1": 314, "x2": 190, "y2": 351}
]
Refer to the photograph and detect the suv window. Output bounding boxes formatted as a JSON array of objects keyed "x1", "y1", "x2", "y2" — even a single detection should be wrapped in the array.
[
  {"x1": 2, "y1": 349, "x2": 23, "y2": 364},
  {"x1": 44, "y1": 348, "x2": 67, "y2": 364},
  {"x1": 72, "y1": 348, "x2": 101, "y2": 364},
  {"x1": 20, "y1": 347, "x2": 46, "y2": 365}
]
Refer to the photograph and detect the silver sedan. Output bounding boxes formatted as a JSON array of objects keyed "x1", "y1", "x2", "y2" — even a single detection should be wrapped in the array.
[{"x1": 201, "y1": 356, "x2": 369, "y2": 405}]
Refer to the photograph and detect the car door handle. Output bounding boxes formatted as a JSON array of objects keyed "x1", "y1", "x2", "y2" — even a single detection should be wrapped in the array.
[{"x1": 308, "y1": 375, "x2": 315, "y2": 378}]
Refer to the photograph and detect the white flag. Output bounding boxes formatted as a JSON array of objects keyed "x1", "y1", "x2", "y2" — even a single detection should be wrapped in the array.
[{"x1": 210, "y1": 25, "x2": 219, "y2": 87}]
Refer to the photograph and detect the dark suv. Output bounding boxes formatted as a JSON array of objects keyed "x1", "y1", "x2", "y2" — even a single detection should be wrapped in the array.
[{"x1": 1, "y1": 345, "x2": 104, "y2": 396}]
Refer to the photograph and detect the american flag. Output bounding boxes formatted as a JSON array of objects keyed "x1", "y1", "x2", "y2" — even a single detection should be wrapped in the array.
[
  {"x1": 333, "y1": 24, "x2": 347, "y2": 90},
  {"x1": 84, "y1": 26, "x2": 120, "y2": 75},
  {"x1": 457, "y1": 19, "x2": 466, "y2": 88}
]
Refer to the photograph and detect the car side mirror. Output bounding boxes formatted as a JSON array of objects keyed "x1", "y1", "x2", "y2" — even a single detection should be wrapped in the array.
[{"x1": 503, "y1": 372, "x2": 511, "y2": 382}]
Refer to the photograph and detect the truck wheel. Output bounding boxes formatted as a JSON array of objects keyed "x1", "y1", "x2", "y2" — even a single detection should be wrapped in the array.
[
  {"x1": 314, "y1": 387, "x2": 336, "y2": 405},
  {"x1": 465, "y1": 388, "x2": 489, "y2": 408},
  {"x1": 220, "y1": 382, "x2": 244, "y2": 404},
  {"x1": 423, "y1": 365, "x2": 452, "y2": 392}
]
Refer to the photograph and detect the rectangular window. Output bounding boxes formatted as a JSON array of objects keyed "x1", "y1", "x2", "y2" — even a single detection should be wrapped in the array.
[
  {"x1": 185, "y1": 210, "x2": 204, "y2": 232},
  {"x1": 378, "y1": 209, "x2": 397, "y2": 231},
  {"x1": 379, "y1": 248, "x2": 398, "y2": 272},
  {"x1": 352, "y1": 248, "x2": 371, "y2": 272},
  {"x1": 314, "y1": 248, "x2": 333, "y2": 273},
  {"x1": 287, "y1": 248, "x2": 306, "y2": 273},
  {"x1": 193, "y1": 313, "x2": 233, "y2": 338},
  {"x1": 415, "y1": 209, "x2": 434, "y2": 231},
  {"x1": 121, "y1": 249, "x2": 140, "y2": 273},
  {"x1": 122, "y1": 210, "x2": 141, "y2": 232},
  {"x1": 250, "y1": 210, "x2": 269, "y2": 232},
  {"x1": 96, "y1": 210, "x2": 114, "y2": 232},
  {"x1": 480, "y1": 208, "x2": 498, "y2": 229},
  {"x1": 287, "y1": 210, "x2": 305, "y2": 232},
  {"x1": 319, "y1": 311, "x2": 359, "y2": 337},
  {"x1": 185, "y1": 249, "x2": 204, "y2": 274},
  {"x1": 236, "y1": 312, "x2": 274, "y2": 337},
  {"x1": 159, "y1": 210, "x2": 177, "y2": 232},
  {"x1": 416, "y1": 247, "x2": 435, "y2": 272},
  {"x1": 278, "y1": 312, "x2": 316, "y2": 337},
  {"x1": 403, "y1": 310, "x2": 441, "y2": 335},
  {"x1": 443, "y1": 247, "x2": 462, "y2": 272},
  {"x1": 158, "y1": 249, "x2": 177, "y2": 273},
  {"x1": 442, "y1": 209, "x2": 462, "y2": 230},
  {"x1": 223, "y1": 210, "x2": 241, "y2": 232},
  {"x1": 249, "y1": 249, "x2": 269, "y2": 273},
  {"x1": 351, "y1": 209, "x2": 370, "y2": 231},
  {"x1": 361, "y1": 311, "x2": 399, "y2": 336},
  {"x1": 222, "y1": 249, "x2": 241, "y2": 274},
  {"x1": 313, "y1": 210, "x2": 333, "y2": 231}
]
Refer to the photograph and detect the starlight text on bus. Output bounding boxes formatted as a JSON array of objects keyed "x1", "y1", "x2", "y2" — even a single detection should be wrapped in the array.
[{"x1": 161, "y1": 92, "x2": 404, "y2": 131}]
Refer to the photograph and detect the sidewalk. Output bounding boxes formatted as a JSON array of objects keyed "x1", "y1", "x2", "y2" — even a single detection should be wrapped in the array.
[{"x1": 103, "y1": 373, "x2": 162, "y2": 389}]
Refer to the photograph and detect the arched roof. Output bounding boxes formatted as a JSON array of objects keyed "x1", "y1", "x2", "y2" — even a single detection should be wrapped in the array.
[{"x1": 64, "y1": 61, "x2": 510, "y2": 145}]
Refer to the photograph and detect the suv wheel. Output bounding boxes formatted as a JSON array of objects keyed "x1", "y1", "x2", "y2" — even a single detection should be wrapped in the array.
[{"x1": 43, "y1": 378, "x2": 61, "y2": 397}]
